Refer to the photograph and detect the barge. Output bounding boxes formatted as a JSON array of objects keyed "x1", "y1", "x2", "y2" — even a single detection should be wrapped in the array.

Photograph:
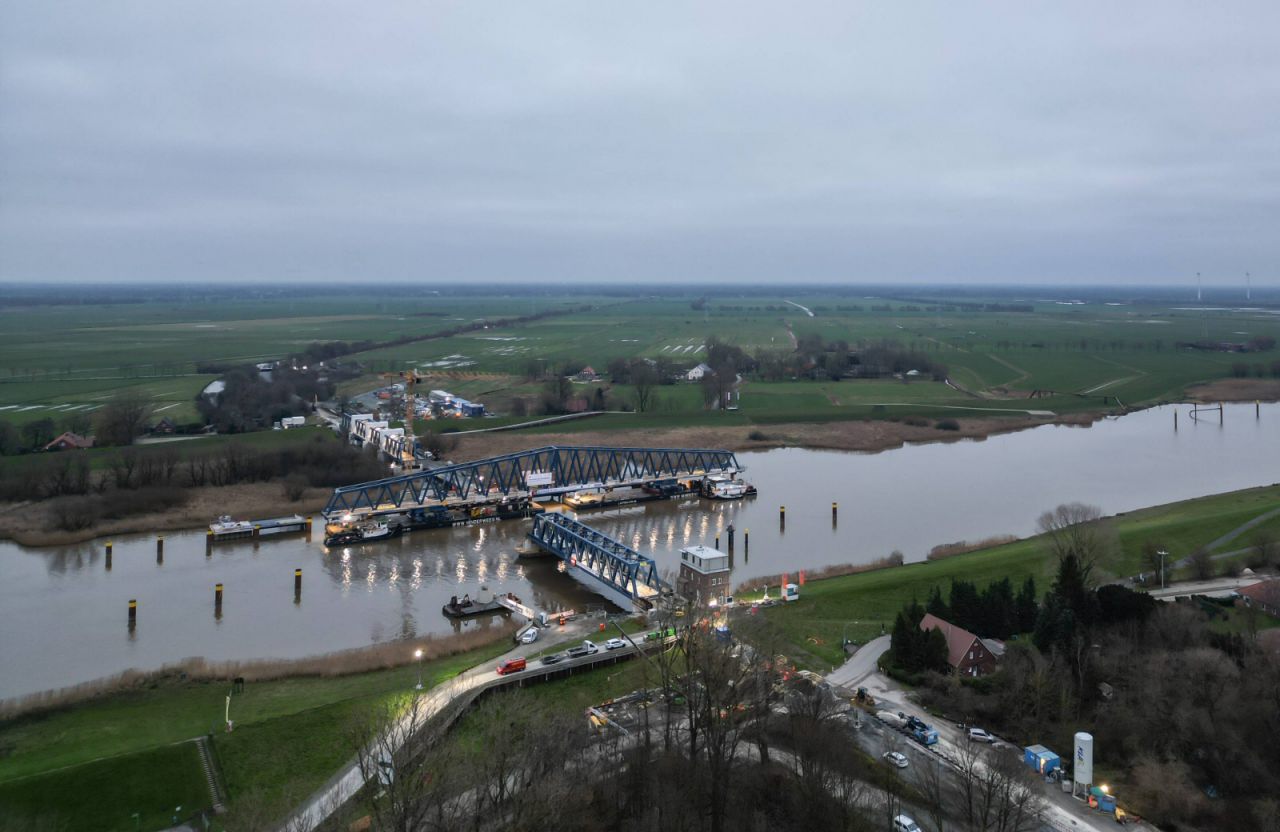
[
  {"x1": 442, "y1": 589, "x2": 518, "y2": 619},
  {"x1": 209, "y1": 514, "x2": 308, "y2": 541}
]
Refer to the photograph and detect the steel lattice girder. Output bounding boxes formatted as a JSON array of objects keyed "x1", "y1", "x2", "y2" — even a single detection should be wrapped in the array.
[
  {"x1": 528, "y1": 512, "x2": 667, "y2": 600},
  {"x1": 323, "y1": 445, "x2": 740, "y2": 517}
]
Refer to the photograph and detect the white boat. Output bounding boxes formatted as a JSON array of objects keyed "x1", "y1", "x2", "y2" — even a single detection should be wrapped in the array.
[
  {"x1": 209, "y1": 515, "x2": 253, "y2": 536},
  {"x1": 702, "y1": 475, "x2": 749, "y2": 500}
]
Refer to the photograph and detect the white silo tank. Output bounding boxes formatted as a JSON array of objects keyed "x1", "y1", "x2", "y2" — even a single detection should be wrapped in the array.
[{"x1": 1073, "y1": 732, "x2": 1094, "y2": 787}]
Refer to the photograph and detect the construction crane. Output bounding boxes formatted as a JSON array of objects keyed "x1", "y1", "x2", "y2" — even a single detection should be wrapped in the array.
[{"x1": 379, "y1": 369, "x2": 424, "y2": 468}]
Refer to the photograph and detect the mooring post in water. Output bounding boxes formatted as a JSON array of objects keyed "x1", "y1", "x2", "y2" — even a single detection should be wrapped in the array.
[
  {"x1": 215, "y1": 583, "x2": 223, "y2": 618},
  {"x1": 156, "y1": 536, "x2": 164, "y2": 564},
  {"x1": 744, "y1": 528, "x2": 750, "y2": 561},
  {"x1": 128, "y1": 599, "x2": 137, "y2": 630},
  {"x1": 832, "y1": 501, "x2": 838, "y2": 528},
  {"x1": 726, "y1": 525, "x2": 735, "y2": 568},
  {"x1": 294, "y1": 568, "x2": 302, "y2": 603},
  {"x1": 105, "y1": 541, "x2": 113, "y2": 570},
  {"x1": 1258, "y1": 400, "x2": 1261, "y2": 419},
  {"x1": 1219, "y1": 403, "x2": 1224, "y2": 425},
  {"x1": 206, "y1": 529, "x2": 213, "y2": 556},
  {"x1": 305, "y1": 517, "x2": 313, "y2": 541},
  {"x1": 715, "y1": 534, "x2": 720, "y2": 550},
  {"x1": 779, "y1": 505, "x2": 785, "y2": 532},
  {"x1": 1174, "y1": 409, "x2": 1178, "y2": 431}
]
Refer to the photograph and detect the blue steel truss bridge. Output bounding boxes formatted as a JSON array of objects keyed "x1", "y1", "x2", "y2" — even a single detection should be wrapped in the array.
[
  {"x1": 527, "y1": 511, "x2": 669, "y2": 609},
  {"x1": 322, "y1": 445, "x2": 742, "y2": 520}
]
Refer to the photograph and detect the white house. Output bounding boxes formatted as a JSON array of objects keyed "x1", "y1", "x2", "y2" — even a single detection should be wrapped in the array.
[{"x1": 686, "y1": 362, "x2": 713, "y2": 381}]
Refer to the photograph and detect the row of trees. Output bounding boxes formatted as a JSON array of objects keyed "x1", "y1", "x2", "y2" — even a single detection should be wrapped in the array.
[{"x1": 926, "y1": 577, "x2": 1040, "y2": 641}]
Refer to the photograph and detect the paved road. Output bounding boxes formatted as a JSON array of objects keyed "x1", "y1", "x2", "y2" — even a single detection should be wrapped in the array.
[
  {"x1": 826, "y1": 635, "x2": 890, "y2": 688},
  {"x1": 1148, "y1": 575, "x2": 1266, "y2": 600},
  {"x1": 835, "y1": 669, "x2": 1148, "y2": 832},
  {"x1": 280, "y1": 617, "x2": 629, "y2": 831}
]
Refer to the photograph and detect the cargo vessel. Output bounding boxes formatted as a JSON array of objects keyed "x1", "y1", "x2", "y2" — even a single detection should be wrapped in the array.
[{"x1": 209, "y1": 514, "x2": 308, "y2": 540}]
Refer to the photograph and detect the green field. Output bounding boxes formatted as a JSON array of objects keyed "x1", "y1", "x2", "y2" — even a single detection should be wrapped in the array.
[
  {"x1": 0, "y1": 640, "x2": 512, "y2": 831},
  {"x1": 754, "y1": 484, "x2": 1280, "y2": 668},
  {"x1": 3, "y1": 287, "x2": 1278, "y2": 445}
]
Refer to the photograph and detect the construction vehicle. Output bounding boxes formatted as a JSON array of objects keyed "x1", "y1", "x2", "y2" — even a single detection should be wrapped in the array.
[{"x1": 379, "y1": 369, "x2": 424, "y2": 468}]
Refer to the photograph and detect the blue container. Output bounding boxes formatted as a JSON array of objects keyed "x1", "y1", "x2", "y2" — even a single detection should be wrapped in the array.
[{"x1": 1023, "y1": 744, "x2": 1061, "y2": 775}]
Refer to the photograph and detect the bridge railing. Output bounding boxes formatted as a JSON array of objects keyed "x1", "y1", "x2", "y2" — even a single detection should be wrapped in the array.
[{"x1": 324, "y1": 445, "x2": 740, "y2": 518}]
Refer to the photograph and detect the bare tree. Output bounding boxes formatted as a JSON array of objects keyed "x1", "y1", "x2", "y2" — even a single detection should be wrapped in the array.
[
  {"x1": 633, "y1": 363, "x2": 659, "y2": 412},
  {"x1": 351, "y1": 692, "x2": 461, "y2": 832},
  {"x1": 1036, "y1": 502, "x2": 1112, "y2": 581},
  {"x1": 94, "y1": 392, "x2": 150, "y2": 446}
]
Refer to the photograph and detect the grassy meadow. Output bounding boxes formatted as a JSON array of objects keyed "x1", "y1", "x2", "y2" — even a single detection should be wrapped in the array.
[{"x1": 4, "y1": 288, "x2": 1278, "y2": 443}]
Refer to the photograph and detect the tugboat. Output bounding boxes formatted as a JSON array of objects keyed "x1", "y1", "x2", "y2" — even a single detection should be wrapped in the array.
[
  {"x1": 323, "y1": 516, "x2": 403, "y2": 546},
  {"x1": 701, "y1": 474, "x2": 755, "y2": 500}
]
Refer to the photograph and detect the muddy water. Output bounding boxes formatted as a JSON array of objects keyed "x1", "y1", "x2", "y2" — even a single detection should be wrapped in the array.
[{"x1": 0, "y1": 403, "x2": 1275, "y2": 699}]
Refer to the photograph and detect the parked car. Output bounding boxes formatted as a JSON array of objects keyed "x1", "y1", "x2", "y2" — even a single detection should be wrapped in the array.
[
  {"x1": 604, "y1": 637, "x2": 627, "y2": 650},
  {"x1": 892, "y1": 815, "x2": 922, "y2": 832},
  {"x1": 968, "y1": 727, "x2": 997, "y2": 744},
  {"x1": 883, "y1": 751, "x2": 909, "y2": 769},
  {"x1": 519, "y1": 628, "x2": 539, "y2": 644},
  {"x1": 540, "y1": 652, "x2": 566, "y2": 665}
]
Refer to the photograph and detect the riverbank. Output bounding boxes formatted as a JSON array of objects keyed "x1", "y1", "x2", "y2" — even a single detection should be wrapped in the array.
[
  {"x1": 1187, "y1": 377, "x2": 1280, "y2": 402},
  {"x1": 752, "y1": 483, "x2": 1280, "y2": 668},
  {"x1": 0, "y1": 411, "x2": 1104, "y2": 548},
  {"x1": 451, "y1": 410, "x2": 1103, "y2": 459},
  {"x1": 0, "y1": 482, "x2": 331, "y2": 547}
]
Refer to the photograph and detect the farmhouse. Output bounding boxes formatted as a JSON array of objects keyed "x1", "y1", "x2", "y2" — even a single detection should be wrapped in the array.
[
  {"x1": 919, "y1": 612, "x2": 998, "y2": 677},
  {"x1": 44, "y1": 432, "x2": 94, "y2": 451},
  {"x1": 686, "y1": 362, "x2": 713, "y2": 381},
  {"x1": 1236, "y1": 579, "x2": 1280, "y2": 617}
]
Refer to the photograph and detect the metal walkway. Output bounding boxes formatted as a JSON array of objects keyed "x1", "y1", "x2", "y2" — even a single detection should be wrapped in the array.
[
  {"x1": 528, "y1": 512, "x2": 669, "y2": 607},
  {"x1": 323, "y1": 445, "x2": 741, "y2": 518}
]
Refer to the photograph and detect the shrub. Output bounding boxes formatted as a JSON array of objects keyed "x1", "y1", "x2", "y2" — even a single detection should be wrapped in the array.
[
  {"x1": 935, "y1": 418, "x2": 961, "y2": 431},
  {"x1": 747, "y1": 430, "x2": 769, "y2": 441}
]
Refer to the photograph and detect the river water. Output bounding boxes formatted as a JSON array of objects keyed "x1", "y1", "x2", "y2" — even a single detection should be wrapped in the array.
[{"x1": 0, "y1": 403, "x2": 1275, "y2": 700}]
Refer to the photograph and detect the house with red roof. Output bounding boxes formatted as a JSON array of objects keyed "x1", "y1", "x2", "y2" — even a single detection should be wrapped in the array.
[
  {"x1": 919, "y1": 612, "x2": 998, "y2": 677},
  {"x1": 1236, "y1": 579, "x2": 1280, "y2": 618},
  {"x1": 44, "y1": 432, "x2": 94, "y2": 451}
]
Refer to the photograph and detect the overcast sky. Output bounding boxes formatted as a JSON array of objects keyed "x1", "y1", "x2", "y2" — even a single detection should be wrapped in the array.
[{"x1": 1, "y1": 2, "x2": 1276, "y2": 285}]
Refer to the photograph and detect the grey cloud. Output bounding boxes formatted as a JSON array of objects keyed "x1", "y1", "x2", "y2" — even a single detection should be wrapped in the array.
[{"x1": 1, "y1": 1, "x2": 1277, "y2": 284}]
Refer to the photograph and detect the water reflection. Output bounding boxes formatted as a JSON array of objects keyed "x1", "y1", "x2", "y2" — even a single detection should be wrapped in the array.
[{"x1": 1, "y1": 403, "x2": 1276, "y2": 699}]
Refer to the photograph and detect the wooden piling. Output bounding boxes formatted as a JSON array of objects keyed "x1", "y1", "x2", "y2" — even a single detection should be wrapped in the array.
[
  {"x1": 105, "y1": 541, "x2": 113, "y2": 571},
  {"x1": 305, "y1": 517, "x2": 313, "y2": 541},
  {"x1": 206, "y1": 529, "x2": 214, "y2": 556},
  {"x1": 779, "y1": 506, "x2": 785, "y2": 533},
  {"x1": 744, "y1": 528, "x2": 750, "y2": 562},
  {"x1": 294, "y1": 568, "x2": 302, "y2": 603},
  {"x1": 128, "y1": 599, "x2": 137, "y2": 629},
  {"x1": 156, "y1": 536, "x2": 164, "y2": 564},
  {"x1": 832, "y1": 501, "x2": 838, "y2": 528},
  {"x1": 215, "y1": 583, "x2": 223, "y2": 618}
]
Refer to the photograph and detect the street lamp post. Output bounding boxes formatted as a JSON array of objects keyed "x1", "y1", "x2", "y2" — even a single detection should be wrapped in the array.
[
  {"x1": 842, "y1": 621, "x2": 859, "y2": 651},
  {"x1": 414, "y1": 648, "x2": 424, "y2": 690},
  {"x1": 1157, "y1": 549, "x2": 1169, "y2": 589}
]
